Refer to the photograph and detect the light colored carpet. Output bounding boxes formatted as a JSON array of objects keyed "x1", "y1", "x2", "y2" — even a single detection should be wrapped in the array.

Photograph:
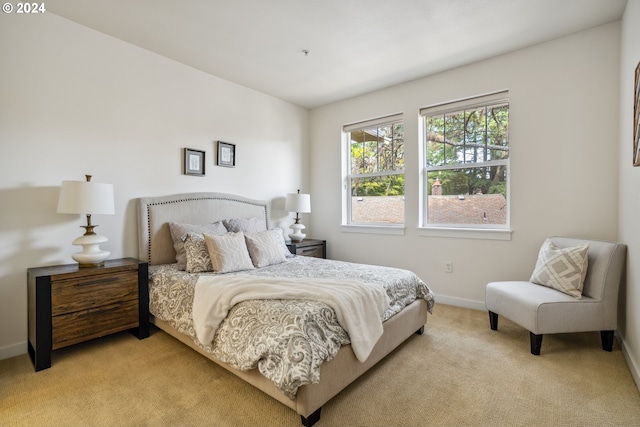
[{"x1": 1, "y1": 304, "x2": 639, "y2": 427}]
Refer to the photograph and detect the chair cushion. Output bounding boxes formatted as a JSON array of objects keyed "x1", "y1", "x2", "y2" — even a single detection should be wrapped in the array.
[
  {"x1": 529, "y1": 239, "x2": 589, "y2": 299},
  {"x1": 485, "y1": 281, "x2": 602, "y2": 334}
]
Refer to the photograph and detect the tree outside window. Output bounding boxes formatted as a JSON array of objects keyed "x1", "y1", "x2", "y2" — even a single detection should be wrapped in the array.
[
  {"x1": 421, "y1": 93, "x2": 509, "y2": 228},
  {"x1": 345, "y1": 116, "x2": 404, "y2": 225}
]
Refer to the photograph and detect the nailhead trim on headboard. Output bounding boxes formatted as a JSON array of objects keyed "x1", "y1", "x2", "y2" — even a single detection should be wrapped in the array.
[{"x1": 146, "y1": 205, "x2": 152, "y2": 262}]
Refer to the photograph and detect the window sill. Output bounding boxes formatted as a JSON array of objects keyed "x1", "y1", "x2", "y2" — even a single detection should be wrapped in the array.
[
  {"x1": 417, "y1": 226, "x2": 512, "y2": 240},
  {"x1": 341, "y1": 224, "x2": 405, "y2": 236}
]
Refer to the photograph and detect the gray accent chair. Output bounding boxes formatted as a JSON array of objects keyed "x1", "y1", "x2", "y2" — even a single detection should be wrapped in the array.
[{"x1": 485, "y1": 237, "x2": 627, "y2": 355}]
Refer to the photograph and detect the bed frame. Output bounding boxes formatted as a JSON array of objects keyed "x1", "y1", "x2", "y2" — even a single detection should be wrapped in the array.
[{"x1": 137, "y1": 192, "x2": 429, "y2": 426}]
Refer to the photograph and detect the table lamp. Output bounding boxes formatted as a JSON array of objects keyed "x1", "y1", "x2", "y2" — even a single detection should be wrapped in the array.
[
  {"x1": 285, "y1": 189, "x2": 311, "y2": 242},
  {"x1": 57, "y1": 175, "x2": 115, "y2": 267}
]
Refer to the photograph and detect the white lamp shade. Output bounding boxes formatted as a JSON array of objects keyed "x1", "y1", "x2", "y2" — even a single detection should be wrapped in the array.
[
  {"x1": 57, "y1": 181, "x2": 115, "y2": 215},
  {"x1": 285, "y1": 192, "x2": 311, "y2": 213}
]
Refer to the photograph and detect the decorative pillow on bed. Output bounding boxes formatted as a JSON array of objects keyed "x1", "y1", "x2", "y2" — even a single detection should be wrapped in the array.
[
  {"x1": 203, "y1": 231, "x2": 255, "y2": 273},
  {"x1": 169, "y1": 221, "x2": 228, "y2": 270},
  {"x1": 273, "y1": 227, "x2": 294, "y2": 258},
  {"x1": 183, "y1": 233, "x2": 214, "y2": 273},
  {"x1": 529, "y1": 239, "x2": 590, "y2": 299},
  {"x1": 244, "y1": 229, "x2": 288, "y2": 268},
  {"x1": 222, "y1": 217, "x2": 267, "y2": 234}
]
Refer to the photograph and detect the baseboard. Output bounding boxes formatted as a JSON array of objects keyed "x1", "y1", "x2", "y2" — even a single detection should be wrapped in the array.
[
  {"x1": 433, "y1": 294, "x2": 486, "y2": 312},
  {"x1": 618, "y1": 335, "x2": 640, "y2": 393},
  {"x1": 0, "y1": 340, "x2": 27, "y2": 361}
]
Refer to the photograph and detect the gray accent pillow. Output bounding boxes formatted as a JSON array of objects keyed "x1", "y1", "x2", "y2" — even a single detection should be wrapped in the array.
[
  {"x1": 204, "y1": 232, "x2": 255, "y2": 274},
  {"x1": 183, "y1": 233, "x2": 214, "y2": 273},
  {"x1": 223, "y1": 217, "x2": 267, "y2": 234},
  {"x1": 530, "y1": 239, "x2": 589, "y2": 299},
  {"x1": 169, "y1": 221, "x2": 227, "y2": 270},
  {"x1": 245, "y1": 229, "x2": 288, "y2": 268}
]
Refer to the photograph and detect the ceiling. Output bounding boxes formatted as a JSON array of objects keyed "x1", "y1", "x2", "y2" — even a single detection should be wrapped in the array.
[{"x1": 47, "y1": 0, "x2": 627, "y2": 109}]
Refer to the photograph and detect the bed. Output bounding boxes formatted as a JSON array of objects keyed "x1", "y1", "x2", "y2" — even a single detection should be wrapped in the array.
[{"x1": 137, "y1": 192, "x2": 434, "y2": 426}]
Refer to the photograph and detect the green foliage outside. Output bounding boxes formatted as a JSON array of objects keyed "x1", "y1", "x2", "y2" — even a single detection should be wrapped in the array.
[
  {"x1": 352, "y1": 174, "x2": 405, "y2": 197},
  {"x1": 348, "y1": 103, "x2": 509, "y2": 199},
  {"x1": 426, "y1": 103, "x2": 509, "y2": 197},
  {"x1": 350, "y1": 122, "x2": 405, "y2": 197}
]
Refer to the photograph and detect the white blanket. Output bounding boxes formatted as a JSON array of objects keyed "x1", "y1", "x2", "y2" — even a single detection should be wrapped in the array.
[{"x1": 193, "y1": 274, "x2": 390, "y2": 362}]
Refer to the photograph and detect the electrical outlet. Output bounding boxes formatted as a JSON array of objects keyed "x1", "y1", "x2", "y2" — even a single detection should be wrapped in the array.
[{"x1": 445, "y1": 262, "x2": 453, "y2": 273}]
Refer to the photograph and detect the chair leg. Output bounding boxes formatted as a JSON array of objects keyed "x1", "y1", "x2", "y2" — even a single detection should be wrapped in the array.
[
  {"x1": 600, "y1": 330, "x2": 614, "y2": 351},
  {"x1": 489, "y1": 311, "x2": 498, "y2": 330},
  {"x1": 530, "y1": 333, "x2": 542, "y2": 355}
]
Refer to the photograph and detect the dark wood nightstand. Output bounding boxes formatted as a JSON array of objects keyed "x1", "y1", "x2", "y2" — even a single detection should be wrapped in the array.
[
  {"x1": 27, "y1": 258, "x2": 149, "y2": 371},
  {"x1": 287, "y1": 239, "x2": 326, "y2": 259}
]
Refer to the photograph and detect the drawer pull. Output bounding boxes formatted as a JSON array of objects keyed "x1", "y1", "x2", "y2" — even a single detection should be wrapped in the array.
[
  {"x1": 77, "y1": 277, "x2": 120, "y2": 287},
  {"x1": 301, "y1": 248, "x2": 316, "y2": 253}
]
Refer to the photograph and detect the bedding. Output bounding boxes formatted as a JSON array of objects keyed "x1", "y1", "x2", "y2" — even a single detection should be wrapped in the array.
[
  {"x1": 193, "y1": 274, "x2": 390, "y2": 362},
  {"x1": 149, "y1": 256, "x2": 434, "y2": 399}
]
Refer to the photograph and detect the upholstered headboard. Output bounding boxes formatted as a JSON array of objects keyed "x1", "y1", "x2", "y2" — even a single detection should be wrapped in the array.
[{"x1": 137, "y1": 192, "x2": 270, "y2": 265}]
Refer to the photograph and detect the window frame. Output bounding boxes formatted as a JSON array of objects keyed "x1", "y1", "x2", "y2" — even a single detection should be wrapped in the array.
[
  {"x1": 342, "y1": 113, "x2": 406, "y2": 233},
  {"x1": 418, "y1": 91, "x2": 512, "y2": 240}
]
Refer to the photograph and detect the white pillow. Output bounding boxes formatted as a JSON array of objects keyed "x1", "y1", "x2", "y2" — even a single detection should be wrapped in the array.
[
  {"x1": 169, "y1": 221, "x2": 227, "y2": 270},
  {"x1": 529, "y1": 239, "x2": 589, "y2": 299},
  {"x1": 245, "y1": 229, "x2": 287, "y2": 268},
  {"x1": 203, "y1": 232, "x2": 255, "y2": 274},
  {"x1": 183, "y1": 233, "x2": 213, "y2": 273}
]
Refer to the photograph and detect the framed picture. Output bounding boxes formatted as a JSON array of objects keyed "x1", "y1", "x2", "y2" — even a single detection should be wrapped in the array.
[
  {"x1": 634, "y1": 61, "x2": 640, "y2": 166},
  {"x1": 217, "y1": 141, "x2": 236, "y2": 167},
  {"x1": 184, "y1": 148, "x2": 205, "y2": 176}
]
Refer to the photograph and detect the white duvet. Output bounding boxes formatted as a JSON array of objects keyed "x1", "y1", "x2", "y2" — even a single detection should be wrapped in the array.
[{"x1": 193, "y1": 274, "x2": 390, "y2": 362}]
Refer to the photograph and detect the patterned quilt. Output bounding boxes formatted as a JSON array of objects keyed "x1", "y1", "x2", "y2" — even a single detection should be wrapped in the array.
[{"x1": 149, "y1": 256, "x2": 435, "y2": 399}]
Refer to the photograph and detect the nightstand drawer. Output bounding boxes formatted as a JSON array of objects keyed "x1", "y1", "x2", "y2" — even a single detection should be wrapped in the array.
[
  {"x1": 52, "y1": 300, "x2": 139, "y2": 349},
  {"x1": 51, "y1": 270, "x2": 138, "y2": 316},
  {"x1": 295, "y1": 246, "x2": 324, "y2": 258},
  {"x1": 287, "y1": 239, "x2": 326, "y2": 259}
]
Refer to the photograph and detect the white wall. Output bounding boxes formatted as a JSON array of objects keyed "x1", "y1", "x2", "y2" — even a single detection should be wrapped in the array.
[
  {"x1": 0, "y1": 14, "x2": 309, "y2": 359},
  {"x1": 618, "y1": 0, "x2": 640, "y2": 389},
  {"x1": 309, "y1": 23, "x2": 621, "y2": 308}
]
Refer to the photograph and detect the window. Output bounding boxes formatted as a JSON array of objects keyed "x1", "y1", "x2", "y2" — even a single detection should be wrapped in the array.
[
  {"x1": 420, "y1": 91, "x2": 509, "y2": 231},
  {"x1": 343, "y1": 114, "x2": 404, "y2": 226}
]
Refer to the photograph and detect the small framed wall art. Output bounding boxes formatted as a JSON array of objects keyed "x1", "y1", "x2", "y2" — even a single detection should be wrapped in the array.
[
  {"x1": 634, "y1": 61, "x2": 640, "y2": 166},
  {"x1": 217, "y1": 141, "x2": 236, "y2": 167},
  {"x1": 184, "y1": 148, "x2": 205, "y2": 176}
]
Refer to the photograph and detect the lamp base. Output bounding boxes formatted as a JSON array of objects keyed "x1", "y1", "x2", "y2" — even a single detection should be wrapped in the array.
[
  {"x1": 289, "y1": 223, "x2": 306, "y2": 243},
  {"x1": 71, "y1": 233, "x2": 110, "y2": 268}
]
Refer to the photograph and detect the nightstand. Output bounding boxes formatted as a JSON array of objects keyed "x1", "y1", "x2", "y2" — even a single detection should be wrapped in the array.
[
  {"x1": 27, "y1": 258, "x2": 149, "y2": 371},
  {"x1": 287, "y1": 239, "x2": 326, "y2": 259}
]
